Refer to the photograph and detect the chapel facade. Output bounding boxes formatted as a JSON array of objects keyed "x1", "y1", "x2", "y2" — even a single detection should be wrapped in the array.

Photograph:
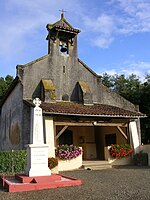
[{"x1": 0, "y1": 13, "x2": 145, "y2": 160}]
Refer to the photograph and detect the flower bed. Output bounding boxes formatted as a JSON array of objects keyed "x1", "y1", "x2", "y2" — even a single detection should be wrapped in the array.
[
  {"x1": 55, "y1": 145, "x2": 82, "y2": 160},
  {"x1": 109, "y1": 144, "x2": 133, "y2": 159},
  {"x1": 55, "y1": 145, "x2": 83, "y2": 171},
  {"x1": 105, "y1": 144, "x2": 133, "y2": 166}
]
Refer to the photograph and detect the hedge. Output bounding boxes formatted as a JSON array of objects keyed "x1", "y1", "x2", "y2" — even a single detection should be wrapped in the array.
[{"x1": 0, "y1": 150, "x2": 27, "y2": 173}]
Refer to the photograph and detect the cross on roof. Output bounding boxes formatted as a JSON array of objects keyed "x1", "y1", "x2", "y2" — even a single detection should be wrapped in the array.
[{"x1": 59, "y1": 9, "x2": 67, "y2": 18}]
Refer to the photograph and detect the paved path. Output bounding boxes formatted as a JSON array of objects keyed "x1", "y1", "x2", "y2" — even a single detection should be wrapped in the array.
[{"x1": 0, "y1": 167, "x2": 150, "y2": 200}]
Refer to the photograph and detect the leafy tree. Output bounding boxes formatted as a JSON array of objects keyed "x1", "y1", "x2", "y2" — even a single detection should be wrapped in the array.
[
  {"x1": 101, "y1": 73, "x2": 114, "y2": 89},
  {"x1": 102, "y1": 73, "x2": 141, "y2": 104},
  {"x1": 101, "y1": 73, "x2": 149, "y2": 144},
  {"x1": 5, "y1": 75, "x2": 14, "y2": 87},
  {"x1": 140, "y1": 74, "x2": 150, "y2": 143},
  {"x1": 0, "y1": 75, "x2": 14, "y2": 102},
  {"x1": 122, "y1": 74, "x2": 141, "y2": 104}
]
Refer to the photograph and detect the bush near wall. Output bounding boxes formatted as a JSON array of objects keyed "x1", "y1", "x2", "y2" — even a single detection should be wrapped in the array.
[
  {"x1": 133, "y1": 151, "x2": 148, "y2": 166},
  {"x1": 0, "y1": 150, "x2": 27, "y2": 173}
]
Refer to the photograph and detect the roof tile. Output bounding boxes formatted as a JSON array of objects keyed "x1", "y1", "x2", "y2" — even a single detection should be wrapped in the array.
[{"x1": 40, "y1": 102, "x2": 145, "y2": 118}]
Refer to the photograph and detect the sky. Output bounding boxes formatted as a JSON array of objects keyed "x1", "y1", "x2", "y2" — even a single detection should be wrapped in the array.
[{"x1": 0, "y1": 0, "x2": 150, "y2": 81}]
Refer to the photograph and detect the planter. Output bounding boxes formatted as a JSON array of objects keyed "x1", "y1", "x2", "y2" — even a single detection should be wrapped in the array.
[
  {"x1": 111, "y1": 156, "x2": 132, "y2": 166},
  {"x1": 105, "y1": 146, "x2": 132, "y2": 165},
  {"x1": 58, "y1": 153, "x2": 82, "y2": 171}
]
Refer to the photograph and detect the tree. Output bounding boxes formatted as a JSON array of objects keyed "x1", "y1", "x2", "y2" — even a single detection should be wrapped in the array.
[
  {"x1": 140, "y1": 74, "x2": 150, "y2": 144},
  {"x1": 101, "y1": 73, "x2": 114, "y2": 89},
  {"x1": 5, "y1": 75, "x2": 14, "y2": 87},
  {"x1": 101, "y1": 73, "x2": 149, "y2": 144},
  {"x1": 0, "y1": 75, "x2": 14, "y2": 102},
  {"x1": 102, "y1": 73, "x2": 141, "y2": 104}
]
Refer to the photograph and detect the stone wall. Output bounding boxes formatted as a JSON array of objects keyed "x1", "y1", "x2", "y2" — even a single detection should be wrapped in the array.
[
  {"x1": 17, "y1": 51, "x2": 136, "y2": 111},
  {"x1": 22, "y1": 103, "x2": 31, "y2": 148},
  {"x1": 0, "y1": 83, "x2": 23, "y2": 150}
]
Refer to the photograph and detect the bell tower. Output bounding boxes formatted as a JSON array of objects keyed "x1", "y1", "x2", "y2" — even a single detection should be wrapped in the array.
[{"x1": 46, "y1": 11, "x2": 80, "y2": 57}]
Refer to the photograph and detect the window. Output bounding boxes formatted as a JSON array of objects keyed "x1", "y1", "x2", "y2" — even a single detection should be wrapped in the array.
[{"x1": 63, "y1": 66, "x2": 65, "y2": 73}]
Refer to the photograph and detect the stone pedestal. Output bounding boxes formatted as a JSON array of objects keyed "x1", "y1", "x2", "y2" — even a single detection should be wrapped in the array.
[{"x1": 25, "y1": 144, "x2": 51, "y2": 177}]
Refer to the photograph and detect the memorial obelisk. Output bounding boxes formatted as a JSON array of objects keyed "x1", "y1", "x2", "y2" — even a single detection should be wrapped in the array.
[{"x1": 25, "y1": 98, "x2": 51, "y2": 177}]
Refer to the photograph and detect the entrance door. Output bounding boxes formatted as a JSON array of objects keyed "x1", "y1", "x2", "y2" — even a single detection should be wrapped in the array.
[{"x1": 59, "y1": 130, "x2": 73, "y2": 145}]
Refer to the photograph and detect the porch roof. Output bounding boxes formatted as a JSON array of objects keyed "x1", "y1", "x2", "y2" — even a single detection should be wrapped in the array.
[{"x1": 39, "y1": 101, "x2": 145, "y2": 118}]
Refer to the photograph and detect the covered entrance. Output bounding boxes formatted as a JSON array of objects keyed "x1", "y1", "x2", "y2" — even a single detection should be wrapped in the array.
[
  {"x1": 42, "y1": 101, "x2": 144, "y2": 162},
  {"x1": 55, "y1": 118, "x2": 129, "y2": 161}
]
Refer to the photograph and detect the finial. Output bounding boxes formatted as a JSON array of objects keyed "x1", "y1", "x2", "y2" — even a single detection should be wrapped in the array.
[{"x1": 59, "y1": 9, "x2": 66, "y2": 19}]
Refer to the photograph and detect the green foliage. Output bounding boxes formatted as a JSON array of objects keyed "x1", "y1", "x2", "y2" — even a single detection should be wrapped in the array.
[
  {"x1": 0, "y1": 150, "x2": 27, "y2": 174},
  {"x1": 102, "y1": 73, "x2": 141, "y2": 104},
  {"x1": 101, "y1": 73, "x2": 150, "y2": 144},
  {"x1": 109, "y1": 144, "x2": 133, "y2": 159},
  {"x1": 133, "y1": 151, "x2": 148, "y2": 166},
  {"x1": 48, "y1": 157, "x2": 58, "y2": 169},
  {"x1": 101, "y1": 73, "x2": 114, "y2": 89},
  {"x1": 0, "y1": 75, "x2": 14, "y2": 102}
]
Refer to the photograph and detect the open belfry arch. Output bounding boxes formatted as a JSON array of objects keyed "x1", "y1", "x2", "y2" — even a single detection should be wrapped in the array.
[{"x1": 0, "y1": 12, "x2": 145, "y2": 161}]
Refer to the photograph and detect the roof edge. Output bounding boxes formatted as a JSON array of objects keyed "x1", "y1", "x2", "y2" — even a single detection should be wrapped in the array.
[
  {"x1": 78, "y1": 58, "x2": 101, "y2": 79},
  {"x1": 43, "y1": 111, "x2": 146, "y2": 119},
  {"x1": 16, "y1": 54, "x2": 49, "y2": 68}
]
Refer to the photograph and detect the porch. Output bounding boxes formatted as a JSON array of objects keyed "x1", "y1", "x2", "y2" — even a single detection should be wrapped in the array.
[{"x1": 44, "y1": 115, "x2": 140, "y2": 161}]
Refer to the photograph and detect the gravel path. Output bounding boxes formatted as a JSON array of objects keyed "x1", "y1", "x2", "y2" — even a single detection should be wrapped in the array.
[{"x1": 0, "y1": 167, "x2": 150, "y2": 200}]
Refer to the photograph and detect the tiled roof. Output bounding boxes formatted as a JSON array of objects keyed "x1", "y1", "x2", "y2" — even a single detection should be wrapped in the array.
[
  {"x1": 39, "y1": 102, "x2": 145, "y2": 118},
  {"x1": 46, "y1": 17, "x2": 80, "y2": 34}
]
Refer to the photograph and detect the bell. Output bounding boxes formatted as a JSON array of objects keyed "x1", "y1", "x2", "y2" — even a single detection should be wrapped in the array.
[{"x1": 60, "y1": 44, "x2": 68, "y2": 52}]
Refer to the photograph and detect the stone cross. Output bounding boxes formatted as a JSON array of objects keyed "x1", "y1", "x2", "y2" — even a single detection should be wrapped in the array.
[
  {"x1": 59, "y1": 9, "x2": 67, "y2": 18},
  {"x1": 30, "y1": 98, "x2": 44, "y2": 144},
  {"x1": 33, "y1": 98, "x2": 41, "y2": 107}
]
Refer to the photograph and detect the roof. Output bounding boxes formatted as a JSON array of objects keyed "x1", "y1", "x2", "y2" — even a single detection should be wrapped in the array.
[
  {"x1": 24, "y1": 100, "x2": 145, "y2": 118},
  {"x1": 46, "y1": 16, "x2": 80, "y2": 34}
]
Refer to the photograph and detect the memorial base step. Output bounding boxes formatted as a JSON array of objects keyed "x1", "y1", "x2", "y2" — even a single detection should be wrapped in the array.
[{"x1": 0, "y1": 174, "x2": 82, "y2": 193}]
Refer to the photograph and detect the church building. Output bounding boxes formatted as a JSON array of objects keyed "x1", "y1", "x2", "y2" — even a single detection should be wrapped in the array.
[{"x1": 0, "y1": 13, "x2": 145, "y2": 161}]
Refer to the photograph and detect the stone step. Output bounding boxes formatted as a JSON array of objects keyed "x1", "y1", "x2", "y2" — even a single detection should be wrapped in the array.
[
  {"x1": 83, "y1": 160, "x2": 109, "y2": 166},
  {"x1": 82, "y1": 160, "x2": 112, "y2": 170}
]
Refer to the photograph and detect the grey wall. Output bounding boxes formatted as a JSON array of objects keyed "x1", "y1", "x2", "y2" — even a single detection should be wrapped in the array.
[
  {"x1": 17, "y1": 46, "x2": 136, "y2": 111},
  {"x1": 0, "y1": 83, "x2": 23, "y2": 150}
]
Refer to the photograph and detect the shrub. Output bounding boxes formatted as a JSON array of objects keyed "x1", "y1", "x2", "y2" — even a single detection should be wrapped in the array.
[
  {"x1": 0, "y1": 150, "x2": 27, "y2": 173},
  {"x1": 133, "y1": 151, "x2": 148, "y2": 166},
  {"x1": 55, "y1": 144, "x2": 82, "y2": 160},
  {"x1": 48, "y1": 157, "x2": 58, "y2": 169},
  {"x1": 109, "y1": 144, "x2": 133, "y2": 159}
]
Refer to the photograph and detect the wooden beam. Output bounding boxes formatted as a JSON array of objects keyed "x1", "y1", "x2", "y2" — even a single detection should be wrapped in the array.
[
  {"x1": 56, "y1": 125, "x2": 68, "y2": 140},
  {"x1": 54, "y1": 122, "x2": 127, "y2": 127},
  {"x1": 117, "y1": 126, "x2": 128, "y2": 140}
]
